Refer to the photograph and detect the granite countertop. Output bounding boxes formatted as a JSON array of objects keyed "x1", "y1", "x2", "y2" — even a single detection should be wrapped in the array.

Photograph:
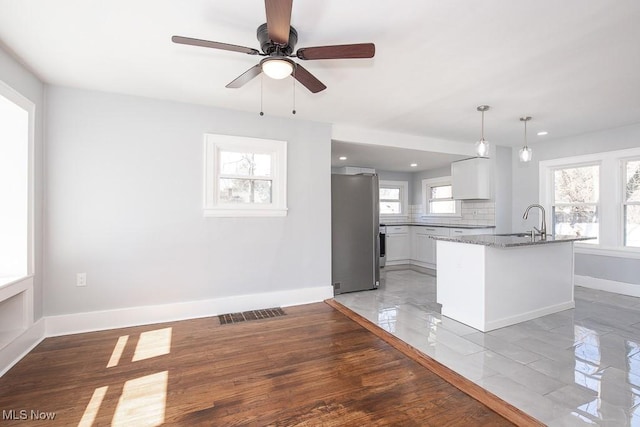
[
  {"x1": 381, "y1": 223, "x2": 495, "y2": 229},
  {"x1": 429, "y1": 233, "x2": 596, "y2": 247}
]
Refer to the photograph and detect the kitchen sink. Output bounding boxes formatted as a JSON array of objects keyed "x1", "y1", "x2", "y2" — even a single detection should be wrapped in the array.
[{"x1": 493, "y1": 232, "x2": 533, "y2": 237}]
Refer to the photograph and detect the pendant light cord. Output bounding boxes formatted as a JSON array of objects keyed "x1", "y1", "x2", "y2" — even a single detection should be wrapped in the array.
[
  {"x1": 259, "y1": 73, "x2": 264, "y2": 116},
  {"x1": 481, "y1": 110, "x2": 485, "y2": 140},
  {"x1": 292, "y1": 67, "x2": 296, "y2": 115}
]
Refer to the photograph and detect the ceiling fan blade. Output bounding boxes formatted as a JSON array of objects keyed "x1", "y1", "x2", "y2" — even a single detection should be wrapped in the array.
[
  {"x1": 226, "y1": 64, "x2": 263, "y2": 88},
  {"x1": 264, "y1": 0, "x2": 292, "y2": 45},
  {"x1": 172, "y1": 35, "x2": 260, "y2": 55},
  {"x1": 296, "y1": 43, "x2": 375, "y2": 60},
  {"x1": 293, "y1": 64, "x2": 326, "y2": 93}
]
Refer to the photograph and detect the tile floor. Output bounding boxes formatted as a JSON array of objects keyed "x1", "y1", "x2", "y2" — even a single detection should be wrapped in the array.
[{"x1": 334, "y1": 266, "x2": 640, "y2": 426}]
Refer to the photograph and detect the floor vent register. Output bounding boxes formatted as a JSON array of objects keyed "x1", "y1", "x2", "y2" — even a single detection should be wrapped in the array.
[{"x1": 218, "y1": 307, "x2": 286, "y2": 325}]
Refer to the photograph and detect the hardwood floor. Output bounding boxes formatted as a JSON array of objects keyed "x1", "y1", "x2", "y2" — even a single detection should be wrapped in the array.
[{"x1": 0, "y1": 303, "x2": 515, "y2": 426}]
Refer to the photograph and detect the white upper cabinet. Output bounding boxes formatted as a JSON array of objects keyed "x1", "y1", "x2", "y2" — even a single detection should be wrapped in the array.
[{"x1": 451, "y1": 157, "x2": 492, "y2": 200}]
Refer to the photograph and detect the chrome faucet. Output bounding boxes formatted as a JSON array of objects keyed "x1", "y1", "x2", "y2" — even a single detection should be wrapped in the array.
[{"x1": 523, "y1": 204, "x2": 547, "y2": 239}]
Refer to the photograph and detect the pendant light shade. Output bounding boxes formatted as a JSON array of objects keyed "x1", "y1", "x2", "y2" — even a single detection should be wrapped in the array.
[
  {"x1": 519, "y1": 116, "x2": 532, "y2": 162},
  {"x1": 475, "y1": 105, "x2": 490, "y2": 157}
]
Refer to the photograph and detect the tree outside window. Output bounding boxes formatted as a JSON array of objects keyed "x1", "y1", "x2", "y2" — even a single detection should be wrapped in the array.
[
  {"x1": 379, "y1": 186, "x2": 401, "y2": 214},
  {"x1": 203, "y1": 134, "x2": 287, "y2": 217},
  {"x1": 552, "y1": 165, "x2": 599, "y2": 243},
  {"x1": 624, "y1": 159, "x2": 640, "y2": 247},
  {"x1": 219, "y1": 151, "x2": 272, "y2": 204},
  {"x1": 429, "y1": 184, "x2": 456, "y2": 214}
]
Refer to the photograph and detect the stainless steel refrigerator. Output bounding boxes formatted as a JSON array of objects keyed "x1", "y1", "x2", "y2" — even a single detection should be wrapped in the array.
[{"x1": 331, "y1": 173, "x2": 380, "y2": 295}]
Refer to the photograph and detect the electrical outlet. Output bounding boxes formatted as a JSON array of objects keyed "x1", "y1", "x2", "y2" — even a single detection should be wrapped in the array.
[{"x1": 76, "y1": 273, "x2": 87, "y2": 287}]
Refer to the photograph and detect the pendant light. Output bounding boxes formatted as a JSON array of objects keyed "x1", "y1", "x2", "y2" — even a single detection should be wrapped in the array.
[
  {"x1": 475, "y1": 105, "x2": 490, "y2": 157},
  {"x1": 519, "y1": 116, "x2": 532, "y2": 162}
]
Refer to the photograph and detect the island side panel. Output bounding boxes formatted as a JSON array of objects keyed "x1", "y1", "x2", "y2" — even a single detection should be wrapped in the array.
[
  {"x1": 484, "y1": 242, "x2": 575, "y2": 331},
  {"x1": 436, "y1": 241, "x2": 487, "y2": 331}
]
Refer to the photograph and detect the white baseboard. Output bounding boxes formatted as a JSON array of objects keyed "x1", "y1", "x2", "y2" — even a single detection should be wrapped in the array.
[
  {"x1": 386, "y1": 260, "x2": 411, "y2": 266},
  {"x1": 409, "y1": 260, "x2": 436, "y2": 270},
  {"x1": 0, "y1": 319, "x2": 45, "y2": 377},
  {"x1": 483, "y1": 301, "x2": 576, "y2": 332},
  {"x1": 46, "y1": 285, "x2": 333, "y2": 337},
  {"x1": 575, "y1": 275, "x2": 640, "y2": 297}
]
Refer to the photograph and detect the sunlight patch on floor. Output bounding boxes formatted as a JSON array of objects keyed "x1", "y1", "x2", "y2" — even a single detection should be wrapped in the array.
[
  {"x1": 132, "y1": 327, "x2": 172, "y2": 362},
  {"x1": 112, "y1": 371, "x2": 168, "y2": 427},
  {"x1": 78, "y1": 386, "x2": 108, "y2": 427},
  {"x1": 106, "y1": 335, "x2": 129, "y2": 368}
]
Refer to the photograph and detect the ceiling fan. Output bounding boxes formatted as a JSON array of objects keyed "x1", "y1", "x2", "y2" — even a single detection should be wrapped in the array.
[{"x1": 172, "y1": 0, "x2": 375, "y2": 93}]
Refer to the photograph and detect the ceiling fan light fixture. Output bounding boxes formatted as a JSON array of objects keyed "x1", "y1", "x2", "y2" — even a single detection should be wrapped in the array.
[
  {"x1": 261, "y1": 57, "x2": 294, "y2": 80},
  {"x1": 519, "y1": 116, "x2": 533, "y2": 163},
  {"x1": 475, "y1": 105, "x2": 491, "y2": 158}
]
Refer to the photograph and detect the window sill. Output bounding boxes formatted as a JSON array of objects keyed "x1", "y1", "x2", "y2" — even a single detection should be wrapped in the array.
[
  {"x1": 204, "y1": 207, "x2": 288, "y2": 218},
  {"x1": 574, "y1": 245, "x2": 640, "y2": 260},
  {"x1": 0, "y1": 275, "x2": 32, "y2": 290}
]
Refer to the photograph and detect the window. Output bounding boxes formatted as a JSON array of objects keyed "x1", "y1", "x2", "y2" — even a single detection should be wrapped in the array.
[
  {"x1": 0, "y1": 81, "x2": 33, "y2": 285},
  {"x1": 204, "y1": 134, "x2": 287, "y2": 217},
  {"x1": 422, "y1": 177, "x2": 461, "y2": 217},
  {"x1": 540, "y1": 147, "x2": 640, "y2": 256},
  {"x1": 624, "y1": 159, "x2": 640, "y2": 247},
  {"x1": 379, "y1": 180, "x2": 408, "y2": 217},
  {"x1": 551, "y1": 164, "x2": 600, "y2": 243}
]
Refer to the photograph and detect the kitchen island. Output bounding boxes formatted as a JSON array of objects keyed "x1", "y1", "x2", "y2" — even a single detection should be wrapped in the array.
[{"x1": 432, "y1": 234, "x2": 594, "y2": 332}]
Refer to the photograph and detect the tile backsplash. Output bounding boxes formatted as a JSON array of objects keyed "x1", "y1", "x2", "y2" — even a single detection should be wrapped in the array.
[{"x1": 382, "y1": 201, "x2": 495, "y2": 226}]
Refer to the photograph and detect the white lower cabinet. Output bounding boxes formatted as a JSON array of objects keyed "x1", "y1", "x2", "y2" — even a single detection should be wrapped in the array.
[
  {"x1": 390, "y1": 226, "x2": 494, "y2": 270},
  {"x1": 385, "y1": 226, "x2": 410, "y2": 263},
  {"x1": 410, "y1": 227, "x2": 449, "y2": 269},
  {"x1": 385, "y1": 225, "x2": 494, "y2": 269}
]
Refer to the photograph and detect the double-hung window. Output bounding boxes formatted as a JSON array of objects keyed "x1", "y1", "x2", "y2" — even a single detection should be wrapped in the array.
[
  {"x1": 551, "y1": 164, "x2": 600, "y2": 243},
  {"x1": 540, "y1": 147, "x2": 640, "y2": 255},
  {"x1": 379, "y1": 180, "x2": 408, "y2": 218},
  {"x1": 422, "y1": 177, "x2": 460, "y2": 217},
  {"x1": 623, "y1": 159, "x2": 640, "y2": 247},
  {"x1": 204, "y1": 134, "x2": 287, "y2": 217},
  {"x1": 0, "y1": 81, "x2": 33, "y2": 284}
]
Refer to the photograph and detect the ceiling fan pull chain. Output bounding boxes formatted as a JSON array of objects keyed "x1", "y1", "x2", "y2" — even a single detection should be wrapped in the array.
[
  {"x1": 259, "y1": 73, "x2": 264, "y2": 116},
  {"x1": 292, "y1": 68, "x2": 296, "y2": 115}
]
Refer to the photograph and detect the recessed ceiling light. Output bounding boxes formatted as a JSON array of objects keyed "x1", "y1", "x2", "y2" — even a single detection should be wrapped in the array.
[
  {"x1": 410, "y1": 163, "x2": 418, "y2": 167},
  {"x1": 537, "y1": 131, "x2": 548, "y2": 136},
  {"x1": 339, "y1": 156, "x2": 347, "y2": 161}
]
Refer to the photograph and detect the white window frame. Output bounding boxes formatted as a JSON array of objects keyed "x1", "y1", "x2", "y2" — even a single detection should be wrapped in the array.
[
  {"x1": 204, "y1": 134, "x2": 287, "y2": 217},
  {"x1": 379, "y1": 180, "x2": 408, "y2": 219},
  {"x1": 421, "y1": 176, "x2": 461, "y2": 218},
  {"x1": 622, "y1": 157, "x2": 640, "y2": 248},
  {"x1": 548, "y1": 162, "x2": 601, "y2": 244},
  {"x1": 0, "y1": 80, "x2": 35, "y2": 287},
  {"x1": 539, "y1": 147, "x2": 640, "y2": 259}
]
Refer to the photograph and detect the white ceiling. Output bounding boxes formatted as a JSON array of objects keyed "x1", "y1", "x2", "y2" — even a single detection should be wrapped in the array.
[
  {"x1": 331, "y1": 140, "x2": 466, "y2": 172},
  {"x1": 1, "y1": 0, "x2": 639, "y2": 156}
]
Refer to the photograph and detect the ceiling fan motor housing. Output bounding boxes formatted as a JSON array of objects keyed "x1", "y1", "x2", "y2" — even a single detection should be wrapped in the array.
[{"x1": 257, "y1": 23, "x2": 298, "y2": 56}]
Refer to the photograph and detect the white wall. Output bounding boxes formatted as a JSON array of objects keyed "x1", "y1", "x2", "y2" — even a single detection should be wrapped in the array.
[
  {"x1": 494, "y1": 145, "x2": 513, "y2": 234},
  {"x1": 0, "y1": 46, "x2": 44, "y2": 320},
  {"x1": 44, "y1": 86, "x2": 332, "y2": 316},
  {"x1": 512, "y1": 123, "x2": 640, "y2": 286}
]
